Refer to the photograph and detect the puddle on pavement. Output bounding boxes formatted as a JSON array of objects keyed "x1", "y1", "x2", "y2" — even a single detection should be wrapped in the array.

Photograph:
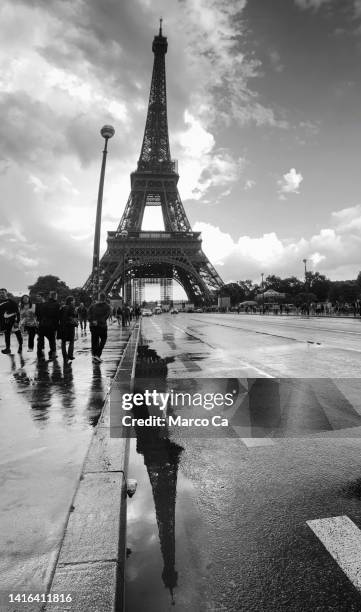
[
  {"x1": 125, "y1": 344, "x2": 211, "y2": 611},
  {"x1": 125, "y1": 436, "x2": 210, "y2": 612}
]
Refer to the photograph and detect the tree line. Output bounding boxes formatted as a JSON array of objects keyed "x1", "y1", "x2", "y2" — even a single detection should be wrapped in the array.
[{"x1": 220, "y1": 271, "x2": 361, "y2": 306}]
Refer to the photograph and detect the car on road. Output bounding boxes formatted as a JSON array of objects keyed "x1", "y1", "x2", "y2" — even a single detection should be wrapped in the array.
[
  {"x1": 154, "y1": 307, "x2": 162, "y2": 315},
  {"x1": 141, "y1": 309, "x2": 153, "y2": 317},
  {"x1": 170, "y1": 308, "x2": 179, "y2": 314},
  {"x1": 195, "y1": 308, "x2": 203, "y2": 313}
]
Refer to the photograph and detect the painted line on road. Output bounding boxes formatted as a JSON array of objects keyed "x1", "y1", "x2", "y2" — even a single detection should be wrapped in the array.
[
  {"x1": 170, "y1": 323, "x2": 217, "y2": 349},
  {"x1": 170, "y1": 323, "x2": 275, "y2": 377},
  {"x1": 189, "y1": 316, "x2": 361, "y2": 353},
  {"x1": 189, "y1": 317, "x2": 311, "y2": 345},
  {"x1": 240, "y1": 437, "x2": 275, "y2": 448},
  {"x1": 307, "y1": 515, "x2": 361, "y2": 591},
  {"x1": 241, "y1": 438, "x2": 275, "y2": 448},
  {"x1": 237, "y1": 359, "x2": 274, "y2": 378},
  {"x1": 192, "y1": 315, "x2": 361, "y2": 337}
]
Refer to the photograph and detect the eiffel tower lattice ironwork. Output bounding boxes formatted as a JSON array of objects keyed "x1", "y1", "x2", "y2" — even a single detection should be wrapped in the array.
[{"x1": 85, "y1": 21, "x2": 224, "y2": 304}]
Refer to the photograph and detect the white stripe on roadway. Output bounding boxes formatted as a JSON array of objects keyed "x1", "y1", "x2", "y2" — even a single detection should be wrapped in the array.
[
  {"x1": 307, "y1": 515, "x2": 361, "y2": 591},
  {"x1": 237, "y1": 359, "x2": 274, "y2": 378},
  {"x1": 191, "y1": 315, "x2": 361, "y2": 336},
  {"x1": 170, "y1": 323, "x2": 274, "y2": 378},
  {"x1": 240, "y1": 437, "x2": 275, "y2": 448}
]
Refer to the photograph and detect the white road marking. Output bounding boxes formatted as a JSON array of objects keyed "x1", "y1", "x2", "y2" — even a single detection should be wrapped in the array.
[
  {"x1": 239, "y1": 437, "x2": 275, "y2": 448},
  {"x1": 190, "y1": 315, "x2": 361, "y2": 337},
  {"x1": 237, "y1": 359, "x2": 274, "y2": 378},
  {"x1": 307, "y1": 515, "x2": 361, "y2": 591},
  {"x1": 232, "y1": 424, "x2": 275, "y2": 446},
  {"x1": 170, "y1": 323, "x2": 274, "y2": 377}
]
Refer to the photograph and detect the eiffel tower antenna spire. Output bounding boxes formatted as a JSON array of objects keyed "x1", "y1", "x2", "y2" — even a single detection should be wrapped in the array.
[{"x1": 159, "y1": 17, "x2": 163, "y2": 35}]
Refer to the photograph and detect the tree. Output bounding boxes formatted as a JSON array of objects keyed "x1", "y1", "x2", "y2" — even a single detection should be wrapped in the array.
[
  {"x1": 71, "y1": 287, "x2": 92, "y2": 306},
  {"x1": 219, "y1": 283, "x2": 246, "y2": 306},
  {"x1": 28, "y1": 275, "x2": 71, "y2": 300},
  {"x1": 306, "y1": 272, "x2": 331, "y2": 302},
  {"x1": 329, "y1": 280, "x2": 359, "y2": 303},
  {"x1": 356, "y1": 271, "x2": 361, "y2": 291}
]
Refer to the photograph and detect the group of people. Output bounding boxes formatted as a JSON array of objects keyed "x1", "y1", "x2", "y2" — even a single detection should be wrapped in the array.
[
  {"x1": 111, "y1": 304, "x2": 141, "y2": 327},
  {"x1": 0, "y1": 288, "x2": 116, "y2": 364}
]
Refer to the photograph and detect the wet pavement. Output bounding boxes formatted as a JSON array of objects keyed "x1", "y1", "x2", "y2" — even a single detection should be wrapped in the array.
[
  {"x1": 143, "y1": 313, "x2": 361, "y2": 378},
  {"x1": 124, "y1": 314, "x2": 361, "y2": 611},
  {"x1": 0, "y1": 322, "x2": 131, "y2": 600}
]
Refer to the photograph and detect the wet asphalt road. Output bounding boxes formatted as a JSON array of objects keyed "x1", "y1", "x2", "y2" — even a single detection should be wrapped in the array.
[
  {"x1": 142, "y1": 312, "x2": 361, "y2": 378},
  {"x1": 0, "y1": 323, "x2": 129, "y2": 602},
  {"x1": 125, "y1": 313, "x2": 361, "y2": 612}
]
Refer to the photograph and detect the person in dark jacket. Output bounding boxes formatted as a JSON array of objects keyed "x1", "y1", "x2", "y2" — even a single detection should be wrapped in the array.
[
  {"x1": 37, "y1": 291, "x2": 60, "y2": 359},
  {"x1": 77, "y1": 302, "x2": 88, "y2": 334},
  {"x1": 88, "y1": 293, "x2": 111, "y2": 363},
  {"x1": 0, "y1": 288, "x2": 23, "y2": 354},
  {"x1": 58, "y1": 296, "x2": 77, "y2": 363}
]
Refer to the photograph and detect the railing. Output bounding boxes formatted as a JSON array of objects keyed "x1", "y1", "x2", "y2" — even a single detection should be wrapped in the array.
[
  {"x1": 136, "y1": 159, "x2": 178, "y2": 174},
  {"x1": 108, "y1": 230, "x2": 201, "y2": 241}
]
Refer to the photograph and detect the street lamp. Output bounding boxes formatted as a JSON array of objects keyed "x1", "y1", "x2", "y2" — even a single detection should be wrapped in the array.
[
  {"x1": 303, "y1": 258, "x2": 309, "y2": 315},
  {"x1": 261, "y1": 272, "x2": 265, "y2": 314},
  {"x1": 92, "y1": 125, "x2": 115, "y2": 300}
]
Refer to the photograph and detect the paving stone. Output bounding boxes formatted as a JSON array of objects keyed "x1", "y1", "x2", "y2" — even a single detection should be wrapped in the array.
[{"x1": 58, "y1": 472, "x2": 125, "y2": 564}]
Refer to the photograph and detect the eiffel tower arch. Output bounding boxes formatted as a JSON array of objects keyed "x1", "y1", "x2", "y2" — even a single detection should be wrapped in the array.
[{"x1": 85, "y1": 22, "x2": 224, "y2": 305}]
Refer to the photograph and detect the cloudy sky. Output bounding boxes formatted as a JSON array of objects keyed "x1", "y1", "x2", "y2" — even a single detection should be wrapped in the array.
[{"x1": 1, "y1": 0, "x2": 361, "y2": 295}]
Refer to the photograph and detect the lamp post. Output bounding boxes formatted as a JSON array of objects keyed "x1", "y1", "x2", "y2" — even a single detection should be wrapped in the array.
[
  {"x1": 303, "y1": 258, "x2": 309, "y2": 315},
  {"x1": 261, "y1": 272, "x2": 265, "y2": 314},
  {"x1": 92, "y1": 125, "x2": 115, "y2": 300}
]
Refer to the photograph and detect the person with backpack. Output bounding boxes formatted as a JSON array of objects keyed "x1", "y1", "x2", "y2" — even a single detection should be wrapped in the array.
[
  {"x1": 19, "y1": 294, "x2": 38, "y2": 352},
  {"x1": 88, "y1": 293, "x2": 111, "y2": 363},
  {"x1": 77, "y1": 302, "x2": 88, "y2": 334},
  {"x1": 37, "y1": 291, "x2": 61, "y2": 360},
  {"x1": 0, "y1": 288, "x2": 22, "y2": 354},
  {"x1": 58, "y1": 296, "x2": 78, "y2": 364}
]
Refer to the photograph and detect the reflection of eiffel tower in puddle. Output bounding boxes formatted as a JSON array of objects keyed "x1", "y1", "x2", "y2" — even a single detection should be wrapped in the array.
[{"x1": 133, "y1": 404, "x2": 183, "y2": 604}]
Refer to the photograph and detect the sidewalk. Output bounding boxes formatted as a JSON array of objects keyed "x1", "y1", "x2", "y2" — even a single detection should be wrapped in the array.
[{"x1": 0, "y1": 322, "x2": 134, "y2": 612}]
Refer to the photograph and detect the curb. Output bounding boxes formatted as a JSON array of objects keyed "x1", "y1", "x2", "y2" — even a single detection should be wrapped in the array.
[{"x1": 45, "y1": 324, "x2": 140, "y2": 612}]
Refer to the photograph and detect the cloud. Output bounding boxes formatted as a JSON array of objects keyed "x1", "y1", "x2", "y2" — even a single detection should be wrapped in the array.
[
  {"x1": 244, "y1": 179, "x2": 256, "y2": 191},
  {"x1": 294, "y1": 0, "x2": 333, "y2": 9},
  {"x1": 295, "y1": 0, "x2": 361, "y2": 16},
  {"x1": 194, "y1": 204, "x2": 361, "y2": 281},
  {"x1": 269, "y1": 49, "x2": 284, "y2": 73},
  {"x1": 175, "y1": 111, "x2": 244, "y2": 200},
  {"x1": 354, "y1": 0, "x2": 361, "y2": 18},
  {"x1": 331, "y1": 204, "x2": 361, "y2": 232},
  {"x1": 277, "y1": 168, "x2": 303, "y2": 199}
]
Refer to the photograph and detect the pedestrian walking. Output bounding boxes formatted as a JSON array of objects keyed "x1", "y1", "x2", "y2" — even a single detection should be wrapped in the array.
[
  {"x1": 58, "y1": 296, "x2": 77, "y2": 364},
  {"x1": 116, "y1": 306, "x2": 122, "y2": 327},
  {"x1": 124, "y1": 304, "x2": 131, "y2": 326},
  {"x1": 0, "y1": 288, "x2": 23, "y2": 354},
  {"x1": 19, "y1": 295, "x2": 38, "y2": 352},
  {"x1": 37, "y1": 291, "x2": 61, "y2": 360},
  {"x1": 77, "y1": 302, "x2": 88, "y2": 334},
  {"x1": 88, "y1": 292, "x2": 111, "y2": 363}
]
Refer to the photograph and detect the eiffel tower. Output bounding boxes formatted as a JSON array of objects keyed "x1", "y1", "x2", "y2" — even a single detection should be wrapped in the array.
[{"x1": 84, "y1": 21, "x2": 223, "y2": 305}]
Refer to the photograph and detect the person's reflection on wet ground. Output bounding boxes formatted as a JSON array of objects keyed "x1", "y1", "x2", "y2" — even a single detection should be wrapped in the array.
[
  {"x1": 86, "y1": 362, "x2": 105, "y2": 426},
  {"x1": 6, "y1": 350, "x2": 109, "y2": 429},
  {"x1": 7, "y1": 354, "x2": 77, "y2": 427},
  {"x1": 9, "y1": 354, "x2": 32, "y2": 389}
]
